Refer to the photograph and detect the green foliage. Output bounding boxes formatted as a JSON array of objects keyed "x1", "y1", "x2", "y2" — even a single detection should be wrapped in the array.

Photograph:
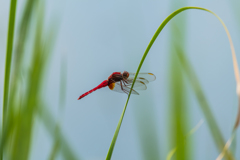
[{"x1": 1, "y1": 0, "x2": 78, "y2": 159}]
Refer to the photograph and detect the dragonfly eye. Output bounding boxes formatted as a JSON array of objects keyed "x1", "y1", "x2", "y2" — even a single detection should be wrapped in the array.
[{"x1": 122, "y1": 71, "x2": 129, "y2": 79}]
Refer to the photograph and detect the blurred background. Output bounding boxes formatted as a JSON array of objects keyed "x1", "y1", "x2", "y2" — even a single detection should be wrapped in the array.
[{"x1": 0, "y1": 0, "x2": 240, "y2": 160}]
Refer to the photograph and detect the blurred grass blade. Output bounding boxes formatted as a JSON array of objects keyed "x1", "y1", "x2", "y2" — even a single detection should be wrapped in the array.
[
  {"x1": 177, "y1": 49, "x2": 234, "y2": 159},
  {"x1": 167, "y1": 148, "x2": 177, "y2": 160},
  {"x1": 1, "y1": 0, "x2": 38, "y2": 154},
  {"x1": 10, "y1": 3, "x2": 46, "y2": 159},
  {"x1": 2, "y1": 0, "x2": 18, "y2": 129},
  {"x1": 169, "y1": 47, "x2": 188, "y2": 160},
  {"x1": 2, "y1": 0, "x2": 17, "y2": 159},
  {"x1": 217, "y1": 97, "x2": 240, "y2": 158},
  {"x1": 169, "y1": 1, "x2": 188, "y2": 159},
  {"x1": 167, "y1": 119, "x2": 204, "y2": 160},
  {"x1": 134, "y1": 104, "x2": 161, "y2": 160},
  {"x1": 233, "y1": 101, "x2": 240, "y2": 129},
  {"x1": 217, "y1": 95, "x2": 240, "y2": 159},
  {"x1": 106, "y1": 6, "x2": 238, "y2": 160},
  {"x1": 49, "y1": 124, "x2": 61, "y2": 160},
  {"x1": 13, "y1": 0, "x2": 37, "y2": 72},
  {"x1": 38, "y1": 104, "x2": 79, "y2": 160},
  {"x1": 1, "y1": 0, "x2": 78, "y2": 159},
  {"x1": 230, "y1": 0, "x2": 240, "y2": 143},
  {"x1": 187, "y1": 119, "x2": 204, "y2": 137},
  {"x1": 216, "y1": 132, "x2": 236, "y2": 160}
]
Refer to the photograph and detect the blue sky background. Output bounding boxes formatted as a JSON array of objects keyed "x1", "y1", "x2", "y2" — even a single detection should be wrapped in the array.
[{"x1": 0, "y1": 0, "x2": 240, "y2": 159}]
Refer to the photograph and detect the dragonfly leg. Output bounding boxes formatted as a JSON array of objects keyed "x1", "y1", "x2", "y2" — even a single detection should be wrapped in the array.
[
  {"x1": 122, "y1": 80, "x2": 128, "y2": 85},
  {"x1": 120, "y1": 81, "x2": 128, "y2": 95},
  {"x1": 121, "y1": 80, "x2": 138, "y2": 95}
]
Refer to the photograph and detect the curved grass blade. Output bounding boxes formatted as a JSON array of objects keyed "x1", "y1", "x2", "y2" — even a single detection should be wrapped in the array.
[
  {"x1": 106, "y1": 6, "x2": 239, "y2": 160},
  {"x1": 216, "y1": 97, "x2": 240, "y2": 159}
]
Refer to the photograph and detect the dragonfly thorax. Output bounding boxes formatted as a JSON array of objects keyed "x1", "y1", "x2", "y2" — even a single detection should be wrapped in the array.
[{"x1": 108, "y1": 72, "x2": 123, "y2": 83}]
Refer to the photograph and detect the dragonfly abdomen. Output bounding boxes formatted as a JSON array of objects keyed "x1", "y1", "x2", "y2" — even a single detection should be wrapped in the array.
[{"x1": 78, "y1": 80, "x2": 108, "y2": 100}]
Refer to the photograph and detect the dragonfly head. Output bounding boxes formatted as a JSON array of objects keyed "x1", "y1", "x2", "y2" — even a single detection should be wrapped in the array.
[{"x1": 122, "y1": 71, "x2": 129, "y2": 79}]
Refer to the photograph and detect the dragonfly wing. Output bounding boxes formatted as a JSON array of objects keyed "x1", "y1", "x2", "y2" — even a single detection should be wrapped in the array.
[
  {"x1": 128, "y1": 73, "x2": 156, "y2": 82},
  {"x1": 126, "y1": 77, "x2": 149, "y2": 85},
  {"x1": 125, "y1": 80, "x2": 147, "y2": 90},
  {"x1": 109, "y1": 82, "x2": 139, "y2": 95}
]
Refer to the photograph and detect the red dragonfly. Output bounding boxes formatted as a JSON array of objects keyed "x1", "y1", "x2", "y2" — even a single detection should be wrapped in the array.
[{"x1": 78, "y1": 71, "x2": 156, "y2": 100}]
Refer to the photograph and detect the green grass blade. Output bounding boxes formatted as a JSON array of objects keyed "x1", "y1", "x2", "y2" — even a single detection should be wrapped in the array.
[
  {"x1": 2, "y1": 0, "x2": 18, "y2": 132},
  {"x1": 48, "y1": 124, "x2": 61, "y2": 160},
  {"x1": 133, "y1": 105, "x2": 161, "y2": 160},
  {"x1": 2, "y1": 0, "x2": 37, "y2": 149},
  {"x1": 169, "y1": 1, "x2": 189, "y2": 159},
  {"x1": 177, "y1": 50, "x2": 234, "y2": 159},
  {"x1": 0, "y1": 0, "x2": 78, "y2": 159},
  {"x1": 10, "y1": 6, "x2": 45, "y2": 158},
  {"x1": 167, "y1": 120, "x2": 204, "y2": 160},
  {"x1": 0, "y1": 0, "x2": 40, "y2": 159},
  {"x1": 13, "y1": 0, "x2": 37, "y2": 71},
  {"x1": 38, "y1": 104, "x2": 79, "y2": 160},
  {"x1": 169, "y1": 49, "x2": 188, "y2": 160},
  {"x1": 9, "y1": 2, "x2": 57, "y2": 159},
  {"x1": 1, "y1": 0, "x2": 18, "y2": 159},
  {"x1": 106, "y1": 6, "x2": 238, "y2": 160}
]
